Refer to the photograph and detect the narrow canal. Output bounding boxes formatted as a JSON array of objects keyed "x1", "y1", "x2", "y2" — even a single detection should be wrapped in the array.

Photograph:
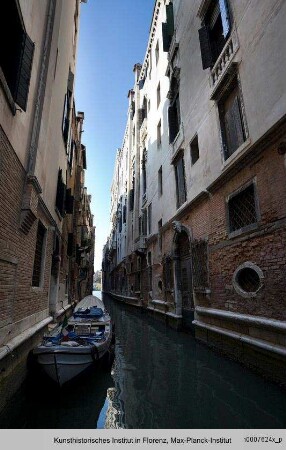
[{"x1": 1, "y1": 292, "x2": 285, "y2": 429}]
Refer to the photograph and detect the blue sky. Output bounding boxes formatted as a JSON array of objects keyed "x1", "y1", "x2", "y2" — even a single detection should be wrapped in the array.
[{"x1": 75, "y1": 0, "x2": 155, "y2": 271}]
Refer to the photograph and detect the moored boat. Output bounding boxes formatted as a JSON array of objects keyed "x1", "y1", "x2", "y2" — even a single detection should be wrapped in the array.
[{"x1": 33, "y1": 295, "x2": 113, "y2": 386}]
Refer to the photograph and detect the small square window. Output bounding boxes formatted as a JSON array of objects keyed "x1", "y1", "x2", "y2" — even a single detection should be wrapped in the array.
[{"x1": 190, "y1": 135, "x2": 199, "y2": 165}]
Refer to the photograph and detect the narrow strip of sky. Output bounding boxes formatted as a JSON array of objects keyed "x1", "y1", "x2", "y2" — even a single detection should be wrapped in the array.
[{"x1": 75, "y1": 0, "x2": 155, "y2": 272}]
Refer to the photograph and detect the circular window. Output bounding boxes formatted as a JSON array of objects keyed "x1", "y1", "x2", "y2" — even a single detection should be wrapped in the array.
[{"x1": 233, "y1": 262, "x2": 264, "y2": 298}]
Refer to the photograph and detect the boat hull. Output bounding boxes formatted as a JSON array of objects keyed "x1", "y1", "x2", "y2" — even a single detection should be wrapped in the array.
[{"x1": 34, "y1": 341, "x2": 111, "y2": 386}]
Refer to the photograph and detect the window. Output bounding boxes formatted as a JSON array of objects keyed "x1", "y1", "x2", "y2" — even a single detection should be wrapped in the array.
[
  {"x1": 190, "y1": 135, "x2": 200, "y2": 165},
  {"x1": 142, "y1": 150, "x2": 147, "y2": 196},
  {"x1": 148, "y1": 99, "x2": 151, "y2": 112},
  {"x1": 142, "y1": 209, "x2": 148, "y2": 236},
  {"x1": 148, "y1": 203, "x2": 152, "y2": 235},
  {"x1": 62, "y1": 69, "x2": 74, "y2": 144},
  {"x1": 32, "y1": 221, "x2": 46, "y2": 287},
  {"x1": 1, "y1": 1, "x2": 34, "y2": 111},
  {"x1": 162, "y1": 2, "x2": 174, "y2": 52},
  {"x1": 218, "y1": 76, "x2": 247, "y2": 159},
  {"x1": 157, "y1": 82, "x2": 161, "y2": 108},
  {"x1": 157, "y1": 120, "x2": 162, "y2": 147},
  {"x1": 56, "y1": 169, "x2": 66, "y2": 217},
  {"x1": 155, "y1": 41, "x2": 159, "y2": 65},
  {"x1": 158, "y1": 219, "x2": 163, "y2": 252},
  {"x1": 174, "y1": 156, "x2": 186, "y2": 208},
  {"x1": 228, "y1": 183, "x2": 258, "y2": 234},
  {"x1": 198, "y1": 0, "x2": 231, "y2": 69},
  {"x1": 158, "y1": 166, "x2": 163, "y2": 196},
  {"x1": 168, "y1": 76, "x2": 181, "y2": 143}
]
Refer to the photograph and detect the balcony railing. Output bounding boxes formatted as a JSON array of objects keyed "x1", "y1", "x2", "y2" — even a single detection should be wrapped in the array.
[{"x1": 210, "y1": 28, "x2": 239, "y2": 90}]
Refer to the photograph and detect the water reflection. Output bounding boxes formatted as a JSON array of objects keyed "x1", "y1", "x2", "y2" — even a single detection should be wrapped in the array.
[
  {"x1": 1, "y1": 291, "x2": 285, "y2": 429},
  {"x1": 103, "y1": 294, "x2": 286, "y2": 429}
]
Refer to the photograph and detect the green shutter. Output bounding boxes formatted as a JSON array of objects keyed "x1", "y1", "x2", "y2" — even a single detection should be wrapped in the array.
[
  {"x1": 166, "y1": 3, "x2": 174, "y2": 37},
  {"x1": 198, "y1": 26, "x2": 214, "y2": 69},
  {"x1": 14, "y1": 32, "x2": 34, "y2": 111}
]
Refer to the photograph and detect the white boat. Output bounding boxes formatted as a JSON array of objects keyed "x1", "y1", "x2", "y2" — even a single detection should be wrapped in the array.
[{"x1": 33, "y1": 295, "x2": 114, "y2": 386}]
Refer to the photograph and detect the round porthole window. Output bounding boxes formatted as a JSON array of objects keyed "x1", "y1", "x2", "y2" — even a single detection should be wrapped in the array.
[{"x1": 233, "y1": 262, "x2": 264, "y2": 298}]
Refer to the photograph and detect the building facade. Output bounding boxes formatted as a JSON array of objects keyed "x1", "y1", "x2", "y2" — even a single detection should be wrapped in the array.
[
  {"x1": 103, "y1": 0, "x2": 286, "y2": 384},
  {"x1": 0, "y1": 0, "x2": 94, "y2": 410}
]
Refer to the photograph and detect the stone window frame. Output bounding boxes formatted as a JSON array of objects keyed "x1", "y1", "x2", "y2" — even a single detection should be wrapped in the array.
[
  {"x1": 226, "y1": 178, "x2": 260, "y2": 239},
  {"x1": 232, "y1": 261, "x2": 264, "y2": 298}
]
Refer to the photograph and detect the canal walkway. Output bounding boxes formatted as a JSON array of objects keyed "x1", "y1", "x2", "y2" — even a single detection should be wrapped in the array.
[{"x1": 0, "y1": 292, "x2": 285, "y2": 428}]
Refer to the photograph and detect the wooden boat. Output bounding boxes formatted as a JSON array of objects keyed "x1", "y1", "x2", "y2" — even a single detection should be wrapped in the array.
[{"x1": 33, "y1": 295, "x2": 114, "y2": 386}]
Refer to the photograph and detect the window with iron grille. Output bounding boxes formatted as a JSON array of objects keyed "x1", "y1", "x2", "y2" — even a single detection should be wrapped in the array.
[
  {"x1": 228, "y1": 183, "x2": 258, "y2": 233},
  {"x1": 32, "y1": 221, "x2": 46, "y2": 287},
  {"x1": 191, "y1": 239, "x2": 209, "y2": 290}
]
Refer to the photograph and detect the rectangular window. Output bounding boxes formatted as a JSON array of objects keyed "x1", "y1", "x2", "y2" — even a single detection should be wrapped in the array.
[
  {"x1": 1, "y1": 1, "x2": 35, "y2": 111},
  {"x1": 228, "y1": 184, "x2": 258, "y2": 233},
  {"x1": 158, "y1": 166, "x2": 163, "y2": 196},
  {"x1": 174, "y1": 156, "x2": 186, "y2": 208},
  {"x1": 147, "y1": 251, "x2": 152, "y2": 291},
  {"x1": 190, "y1": 135, "x2": 200, "y2": 165},
  {"x1": 218, "y1": 77, "x2": 246, "y2": 159},
  {"x1": 148, "y1": 203, "x2": 152, "y2": 235},
  {"x1": 157, "y1": 82, "x2": 161, "y2": 108},
  {"x1": 158, "y1": 219, "x2": 163, "y2": 252},
  {"x1": 32, "y1": 221, "x2": 46, "y2": 287},
  {"x1": 198, "y1": 0, "x2": 231, "y2": 69},
  {"x1": 155, "y1": 40, "x2": 159, "y2": 65},
  {"x1": 157, "y1": 120, "x2": 161, "y2": 147},
  {"x1": 142, "y1": 209, "x2": 148, "y2": 236},
  {"x1": 56, "y1": 169, "x2": 66, "y2": 217},
  {"x1": 168, "y1": 77, "x2": 181, "y2": 143}
]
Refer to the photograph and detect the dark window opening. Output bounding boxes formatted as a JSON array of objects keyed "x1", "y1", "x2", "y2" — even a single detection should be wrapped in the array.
[
  {"x1": 155, "y1": 41, "x2": 159, "y2": 65},
  {"x1": 228, "y1": 184, "x2": 257, "y2": 233},
  {"x1": 158, "y1": 166, "x2": 163, "y2": 196},
  {"x1": 56, "y1": 169, "x2": 66, "y2": 217},
  {"x1": 1, "y1": 1, "x2": 34, "y2": 111},
  {"x1": 190, "y1": 135, "x2": 200, "y2": 164},
  {"x1": 62, "y1": 69, "x2": 74, "y2": 145},
  {"x1": 236, "y1": 268, "x2": 260, "y2": 293},
  {"x1": 158, "y1": 219, "x2": 163, "y2": 252},
  {"x1": 174, "y1": 156, "x2": 186, "y2": 209},
  {"x1": 148, "y1": 203, "x2": 152, "y2": 235},
  {"x1": 157, "y1": 120, "x2": 161, "y2": 146},
  {"x1": 168, "y1": 76, "x2": 181, "y2": 143},
  {"x1": 32, "y1": 221, "x2": 46, "y2": 287},
  {"x1": 157, "y1": 82, "x2": 161, "y2": 108},
  {"x1": 198, "y1": 0, "x2": 231, "y2": 69},
  {"x1": 142, "y1": 150, "x2": 147, "y2": 196}
]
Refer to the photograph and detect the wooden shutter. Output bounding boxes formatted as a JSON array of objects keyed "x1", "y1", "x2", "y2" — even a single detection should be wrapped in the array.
[
  {"x1": 162, "y1": 22, "x2": 170, "y2": 52},
  {"x1": 166, "y1": 3, "x2": 174, "y2": 36},
  {"x1": 68, "y1": 69, "x2": 74, "y2": 92},
  {"x1": 198, "y1": 26, "x2": 213, "y2": 69},
  {"x1": 14, "y1": 32, "x2": 34, "y2": 111},
  {"x1": 176, "y1": 158, "x2": 186, "y2": 207},
  {"x1": 224, "y1": 94, "x2": 245, "y2": 157},
  {"x1": 219, "y1": 0, "x2": 231, "y2": 37}
]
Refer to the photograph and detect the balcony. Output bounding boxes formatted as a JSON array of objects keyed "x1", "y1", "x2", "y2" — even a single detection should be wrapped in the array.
[{"x1": 210, "y1": 28, "x2": 239, "y2": 98}]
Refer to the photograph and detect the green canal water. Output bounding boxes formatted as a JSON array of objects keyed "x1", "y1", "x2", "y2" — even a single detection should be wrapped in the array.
[{"x1": 0, "y1": 292, "x2": 285, "y2": 429}]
